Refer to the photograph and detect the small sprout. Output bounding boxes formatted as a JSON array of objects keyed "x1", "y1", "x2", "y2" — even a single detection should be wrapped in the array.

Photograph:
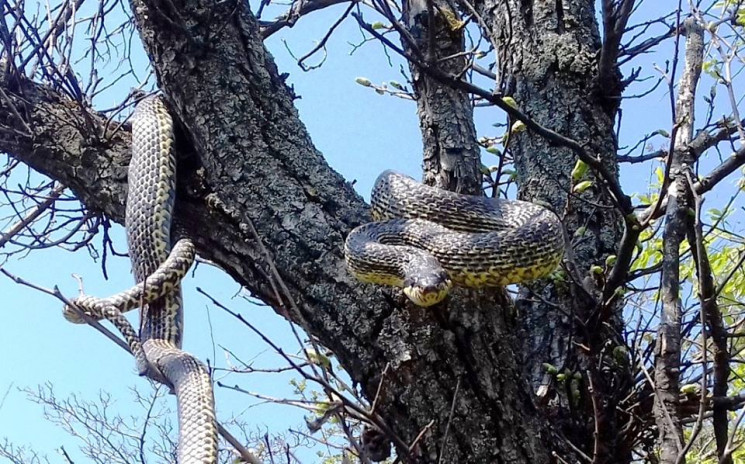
[
  {"x1": 612, "y1": 346, "x2": 629, "y2": 364},
  {"x1": 556, "y1": 373, "x2": 567, "y2": 382},
  {"x1": 543, "y1": 363, "x2": 559, "y2": 375},
  {"x1": 510, "y1": 120, "x2": 526, "y2": 134},
  {"x1": 371, "y1": 21, "x2": 387, "y2": 30},
  {"x1": 355, "y1": 77, "x2": 372, "y2": 87},
  {"x1": 656, "y1": 129, "x2": 670, "y2": 138},
  {"x1": 573, "y1": 180, "x2": 593, "y2": 193},
  {"x1": 571, "y1": 159, "x2": 589, "y2": 182},
  {"x1": 375, "y1": 88, "x2": 385, "y2": 95},
  {"x1": 590, "y1": 265, "x2": 604, "y2": 276},
  {"x1": 570, "y1": 378, "x2": 581, "y2": 405},
  {"x1": 574, "y1": 226, "x2": 587, "y2": 237},
  {"x1": 502, "y1": 96, "x2": 518, "y2": 109},
  {"x1": 605, "y1": 254, "x2": 617, "y2": 268},
  {"x1": 474, "y1": 51, "x2": 487, "y2": 59},
  {"x1": 486, "y1": 146, "x2": 501, "y2": 155},
  {"x1": 305, "y1": 349, "x2": 332, "y2": 369},
  {"x1": 550, "y1": 270, "x2": 567, "y2": 283},
  {"x1": 480, "y1": 164, "x2": 491, "y2": 176},
  {"x1": 680, "y1": 384, "x2": 699, "y2": 395},
  {"x1": 389, "y1": 80, "x2": 403, "y2": 90},
  {"x1": 573, "y1": 371, "x2": 582, "y2": 380}
]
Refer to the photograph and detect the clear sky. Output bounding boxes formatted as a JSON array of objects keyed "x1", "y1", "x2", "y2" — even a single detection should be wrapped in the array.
[{"x1": 0, "y1": 1, "x2": 738, "y2": 462}]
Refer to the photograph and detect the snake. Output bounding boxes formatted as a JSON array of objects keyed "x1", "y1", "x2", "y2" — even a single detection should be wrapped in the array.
[
  {"x1": 344, "y1": 171, "x2": 565, "y2": 306},
  {"x1": 65, "y1": 96, "x2": 218, "y2": 462}
]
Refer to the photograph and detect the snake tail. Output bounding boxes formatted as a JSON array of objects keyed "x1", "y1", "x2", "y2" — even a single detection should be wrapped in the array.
[{"x1": 63, "y1": 238, "x2": 196, "y2": 324}]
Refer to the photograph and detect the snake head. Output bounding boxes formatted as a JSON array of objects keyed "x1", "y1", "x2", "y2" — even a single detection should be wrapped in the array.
[{"x1": 403, "y1": 269, "x2": 452, "y2": 307}]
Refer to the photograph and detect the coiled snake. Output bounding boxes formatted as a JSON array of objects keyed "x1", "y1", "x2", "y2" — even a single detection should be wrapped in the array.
[
  {"x1": 345, "y1": 171, "x2": 565, "y2": 306},
  {"x1": 64, "y1": 96, "x2": 218, "y2": 463}
]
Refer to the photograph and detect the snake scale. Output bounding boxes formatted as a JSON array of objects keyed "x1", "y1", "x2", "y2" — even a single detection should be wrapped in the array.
[
  {"x1": 65, "y1": 96, "x2": 218, "y2": 463},
  {"x1": 345, "y1": 171, "x2": 565, "y2": 306}
]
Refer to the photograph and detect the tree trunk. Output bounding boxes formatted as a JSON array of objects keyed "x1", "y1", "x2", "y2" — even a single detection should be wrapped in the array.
[{"x1": 466, "y1": 0, "x2": 632, "y2": 461}]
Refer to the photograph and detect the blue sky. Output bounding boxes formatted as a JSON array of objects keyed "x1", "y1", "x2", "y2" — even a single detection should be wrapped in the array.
[{"x1": 1, "y1": 1, "x2": 741, "y2": 462}]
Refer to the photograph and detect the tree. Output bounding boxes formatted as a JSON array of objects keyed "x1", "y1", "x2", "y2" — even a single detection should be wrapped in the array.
[{"x1": 1, "y1": 0, "x2": 745, "y2": 462}]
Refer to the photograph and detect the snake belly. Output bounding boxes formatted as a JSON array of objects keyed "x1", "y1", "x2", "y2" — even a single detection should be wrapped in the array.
[
  {"x1": 128, "y1": 96, "x2": 218, "y2": 463},
  {"x1": 345, "y1": 171, "x2": 565, "y2": 300}
]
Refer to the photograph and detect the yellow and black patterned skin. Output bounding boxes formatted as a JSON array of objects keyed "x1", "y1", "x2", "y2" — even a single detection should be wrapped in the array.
[
  {"x1": 63, "y1": 239, "x2": 195, "y2": 324},
  {"x1": 126, "y1": 96, "x2": 218, "y2": 463},
  {"x1": 64, "y1": 96, "x2": 218, "y2": 462},
  {"x1": 345, "y1": 171, "x2": 565, "y2": 306},
  {"x1": 127, "y1": 96, "x2": 182, "y2": 346}
]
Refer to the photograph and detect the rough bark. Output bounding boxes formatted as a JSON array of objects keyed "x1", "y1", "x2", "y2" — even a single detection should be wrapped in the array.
[
  {"x1": 401, "y1": 0, "x2": 482, "y2": 194},
  {"x1": 655, "y1": 18, "x2": 704, "y2": 464},
  {"x1": 0, "y1": 0, "x2": 555, "y2": 460},
  {"x1": 465, "y1": 0, "x2": 631, "y2": 461}
]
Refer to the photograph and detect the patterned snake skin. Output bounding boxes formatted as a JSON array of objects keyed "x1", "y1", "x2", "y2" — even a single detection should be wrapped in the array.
[
  {"x1": 345, "y1": 171, "x2": 565, "y2": 305},
  {"x1": 65, "y1": 96, "x2": 218, "y2": 463}
]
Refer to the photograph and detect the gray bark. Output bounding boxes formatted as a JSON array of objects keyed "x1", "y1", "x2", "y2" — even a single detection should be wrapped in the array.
[
  {"x1": 401, "y1": 0, "x2": 482, "y2": 194},
  {"x1": 465, "y1": 0, "x2": 631, "y2": 460}
]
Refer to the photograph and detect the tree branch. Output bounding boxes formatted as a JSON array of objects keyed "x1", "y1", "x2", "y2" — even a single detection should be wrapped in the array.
[{"x1": 654, "y1": 17, "x2": 703, "y2": 464}]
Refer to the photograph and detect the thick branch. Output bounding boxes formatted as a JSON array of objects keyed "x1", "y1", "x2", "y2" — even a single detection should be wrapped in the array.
[
  {"x1": 654, "y1": 18, "x2": 703, "y2": 464},
  {"x1": 401, "y1": 0, "x2": 481, "y2": 193},
  {"x1": 686, "y1": 173, "x2": 730, "y2": 463}
]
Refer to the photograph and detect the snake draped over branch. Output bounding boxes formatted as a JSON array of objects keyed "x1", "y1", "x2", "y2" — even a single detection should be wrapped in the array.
[
  {"x1": 64, "y1": 96, "x2": 218, "y2": 463},
  {"x1": 344, "y1": 171, "x2": 566, "y2": 306}
]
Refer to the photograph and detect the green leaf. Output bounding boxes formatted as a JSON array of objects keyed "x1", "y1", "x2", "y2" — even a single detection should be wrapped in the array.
[
  {"x1": 680, "y1": 384, "x2": 699, "y2": 395},
  {"x1": 571, "y1": 159, "x2": 589, "y2": 182},
  {"x1": 656, "y1": 129, "x2": 670, "y2": 138},
  {"x1": 543, "y1": 363, "x2": 559, "y2": 374},
  {"x1": 573, "y1": 180, "x2": 593, "y2": 193},
  {"x1": 655, "y1": 166, "x2": 665, "y2": 186},
  {"x1": 502, "y1": 96, "x2": 518, "y2": 109},
  {"x1": 510, "y1": 120, "x2": 526, "y2": 134}
]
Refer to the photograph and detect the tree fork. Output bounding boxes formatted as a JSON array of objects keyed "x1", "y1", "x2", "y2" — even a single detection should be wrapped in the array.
[{"x1": 0, "y1": 0, "x2": 556, "y2": 460}]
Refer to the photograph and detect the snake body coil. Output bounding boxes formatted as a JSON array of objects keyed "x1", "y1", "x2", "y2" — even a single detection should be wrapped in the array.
[{"x1": 345, "y1": 171, "x2": 565, "y2": 306}]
